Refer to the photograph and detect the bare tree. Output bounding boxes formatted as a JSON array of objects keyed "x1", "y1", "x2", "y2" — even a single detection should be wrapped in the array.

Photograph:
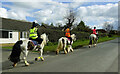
[
  {"x1": 102, "y1": 22, "x2": 113, "y2": 33},
  {"x1": 65, "y1": 9, "x2": 76, "y2": 28}
]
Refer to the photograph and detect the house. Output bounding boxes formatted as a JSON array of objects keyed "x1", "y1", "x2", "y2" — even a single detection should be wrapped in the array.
[
  {"x1": 0, "y1": 17, "x2": 33, "y2": 46},
  {"x1": 96, "y1": 29, "x2": 107, "y2": 33}
]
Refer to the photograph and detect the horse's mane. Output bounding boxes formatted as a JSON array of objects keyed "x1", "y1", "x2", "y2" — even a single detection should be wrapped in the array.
[{"x1": 41, "y1": 33, "x2": 46, "y2": 39}]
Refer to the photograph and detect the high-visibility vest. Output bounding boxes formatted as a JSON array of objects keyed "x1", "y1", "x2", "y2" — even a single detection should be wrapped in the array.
[
  {"x1": 92, "y1": 29, "x2": 96, "y2": 35},
  {"x1": 65, "y1": 28, "x2": 70, "y2": 37},
  {"x1": 29, "y1": 27, "x2": 38, "y2": 39}
]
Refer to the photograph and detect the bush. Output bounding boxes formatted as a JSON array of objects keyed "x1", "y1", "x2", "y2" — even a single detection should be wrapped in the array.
[
  {"x1": 108, "y1": 34, "x2": 113, "y2": 37},
  {"x1": 37, "y1": 27, "x2": 108, "y2": 43}
]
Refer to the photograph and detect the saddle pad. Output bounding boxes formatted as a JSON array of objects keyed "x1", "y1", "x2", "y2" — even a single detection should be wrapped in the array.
[
  {"x1": 31, "y1": 40, "x2": 38, "y2": 46},
  {"x1": 67, "y1": 38, "x2": 70, "y2": 41}
]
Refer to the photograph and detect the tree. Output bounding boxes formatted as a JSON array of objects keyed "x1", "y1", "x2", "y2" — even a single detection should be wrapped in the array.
[
  {"x1": 102, "y1": 22, "x2": 113, "y2": 33},
  {"x1": 77, "y1": 21, "x2": 85, "y2": 31},
  {"x1": 72, "y1": 20, "x2": 92, "y2": 33},
  {"x1": 56, "y1": 23, "x2": 62, "y2": 28},
  {"x1": 65, "y1": 9, "x2": 76, "y2": 28},
  {"x1": 50, "y1": 23, "x2": 54, "y2": 27}
]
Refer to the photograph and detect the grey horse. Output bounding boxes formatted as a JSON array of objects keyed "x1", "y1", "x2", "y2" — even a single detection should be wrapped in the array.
[{"x1": 89, "y1": 34, "x2": 98, "y2": 48}]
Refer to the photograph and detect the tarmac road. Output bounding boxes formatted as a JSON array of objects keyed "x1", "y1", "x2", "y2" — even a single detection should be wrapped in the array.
[{"x1": 1, "y1": 38, "x2": 119, "y2": 72}]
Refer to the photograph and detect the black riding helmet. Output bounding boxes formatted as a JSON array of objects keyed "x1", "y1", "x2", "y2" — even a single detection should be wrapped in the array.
[
  {"x1": 33, "y1": 22, "x2": 38, "y2": 27},
  {"x1": 94, "y1": 27, "x2": 96, "y2": 29},
  {"x1": 31, "y1": 22, "x2": 38, "y2": 29}
]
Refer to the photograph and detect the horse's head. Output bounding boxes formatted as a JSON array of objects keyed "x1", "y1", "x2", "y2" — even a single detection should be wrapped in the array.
[
  {"x1": 41, "y1": 33, "x2": 49, "y2": 44},
  {"x1": 71, "y1": 34, "x2": 76, "y2": 41}
]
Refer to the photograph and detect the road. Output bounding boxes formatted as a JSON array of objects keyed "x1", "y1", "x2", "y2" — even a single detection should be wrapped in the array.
[{"x1": 1, "y1": 38, "x2": 119, "y2": 72}]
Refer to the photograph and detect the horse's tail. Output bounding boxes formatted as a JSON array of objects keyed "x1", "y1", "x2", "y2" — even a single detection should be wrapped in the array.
[{"x1": 8, "y1": 40, "x2": 23, "y2": 63}]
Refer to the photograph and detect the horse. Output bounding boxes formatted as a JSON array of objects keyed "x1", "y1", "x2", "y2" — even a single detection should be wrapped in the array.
[
  {"x1": 89, "y1": 34, "x2": 98, "y2": 48},
  {"x1": 8, "y1": 33, "x2": 49, "y2": 67},
  {"x1": 56, "y1": 34, "x2": 76, "y2": 54}
]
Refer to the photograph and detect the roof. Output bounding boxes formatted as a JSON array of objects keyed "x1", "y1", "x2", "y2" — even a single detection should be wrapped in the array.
[
  {"x1": 97, "y1": 29, "x2": 107, "y2": 33},
  {"x1": 1, "y1": 17, "x2": 32, "y2": 31}
]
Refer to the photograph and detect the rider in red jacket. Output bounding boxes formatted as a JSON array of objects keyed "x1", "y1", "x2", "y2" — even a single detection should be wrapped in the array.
[
  {"x1": 92, "y1": 27, "x2": 97, "y2": 35},
  {"x1": 92, "y1": 27, "x2": 98, "y2": 40}
]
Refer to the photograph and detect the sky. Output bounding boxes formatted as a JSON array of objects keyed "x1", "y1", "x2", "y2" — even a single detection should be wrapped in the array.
[{"x1": 0, "y1": 0, "x2": 119, "y2": 29}]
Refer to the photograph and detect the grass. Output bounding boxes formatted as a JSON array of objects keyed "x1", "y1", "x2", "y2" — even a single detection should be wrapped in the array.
[
  {"x1": 2, "y1": 35, "x2": 118, "y2": 52},
  {"x1": 2, "y1": 46, "x2": 12, "y2": 49}
]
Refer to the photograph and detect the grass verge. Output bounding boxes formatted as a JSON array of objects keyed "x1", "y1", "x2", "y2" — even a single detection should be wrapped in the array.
[{"x1": 2, "y1": 36, "x2": 117, "y2": 52}]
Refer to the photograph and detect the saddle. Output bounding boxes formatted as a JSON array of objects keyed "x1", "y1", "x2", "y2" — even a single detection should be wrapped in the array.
[
  {"x1": 67, "y1": 38, "x2": 70, "y2": 41},
  {"x1": 66, "y1": 38, "x2": 71, "y2": 45},
  {"x1": 28, "y1": 40, "x2": 40, "y2": 51},
  {"x1": 31, "y1": 40, "x2": 38, "y2": 46}
]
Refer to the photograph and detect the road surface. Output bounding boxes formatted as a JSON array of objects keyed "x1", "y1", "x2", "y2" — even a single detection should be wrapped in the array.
[{"x1": 1, "y1": 38, "x2": 119, "y2": 72}]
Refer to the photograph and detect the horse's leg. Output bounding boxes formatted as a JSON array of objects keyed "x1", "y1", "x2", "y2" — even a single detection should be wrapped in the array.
[
  {"x1": 22, "y1": 50, "x2": 29, "y2": 66},
  {"x1": 93, "y1": 38, "x2": 95, "y2": 47},
  {"x1": 70, "y1": 45, "x2": 73, "y2": 52},
  {"x1": 35, "y1": 44, "x2": 44, "y2": 61},
  {"x1": 56, "y1": 48, "x2": 60, "y2": 55},
  {"x1": 13, "y1": 62, "x2": 17, "y2": 67},
  {"x1": 56, "y1": 41, "x2": 61, "y2": 55},
  {"x1": 67, "y1": 45, "x2": 70, "y2": 53},
  {"x1": 94, "y1": 38, "x2": 97, "y2": 47},
  {"x1": 40, "y1": 47, "x2": 44, "y2": 61},
  {"x1": 64, "y1": 41, "x2": 67, "y2": 54},
  {"x1": 89, "y1": 38, "x2": 92, "y2": 48}
]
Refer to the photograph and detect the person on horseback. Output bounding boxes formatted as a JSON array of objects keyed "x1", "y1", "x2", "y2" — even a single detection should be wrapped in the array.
[
  {"x1": 64, "y1": 26, "x2": 72, "y2": 45},
  {"x1": 92, "y1": 27, "x2": 98, "y2": 40},
  {"x1": 92, "y1": 27, "x2": 97, "y2": 35},
  {"x1": 29, "y1": 22, "x2": 43, "y2": 44}
]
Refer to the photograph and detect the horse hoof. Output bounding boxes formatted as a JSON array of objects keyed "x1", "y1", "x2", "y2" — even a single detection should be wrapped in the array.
[
  {"x1": 12, "y1": 63, "x2": 17, "y2": 67},
  {"x1": 25, "y1": 63, "x2": 29, "y2": 66},
  {"x1": 94, "y1": 44, "x2": 96, "y2": 47},
  {"x1": 56, "y1": 51, "x2": 59, "y2": 55},
  {"x1": 89, "y1": 46, "x2": 91, "y2": 48},
  {"x1": 35, "y1": 58, "x2": 38, "y2": 61},
  {"x1": 71, "y1": 49, "x2": 74, "y2": 52},
  {"x1": 65, "y1": 52, "x2": 67, "y2": 54},
  {"x1": 41, "y1": 57, "x2": 44, "y2": 61}
]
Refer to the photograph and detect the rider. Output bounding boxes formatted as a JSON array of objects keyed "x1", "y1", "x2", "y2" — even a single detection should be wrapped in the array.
[
  {"x1": 64, "y1": 25, "x2": 72, "y2": 45},
  {"x1": 92, "y1": 27, "x2": 98, "y2": 40},
  {"x1": 29, "y1": 22, "x2": 43, "y2": 44},
  {"x1": 92, "y1": 27, "x2": 97, "y2": 35}
]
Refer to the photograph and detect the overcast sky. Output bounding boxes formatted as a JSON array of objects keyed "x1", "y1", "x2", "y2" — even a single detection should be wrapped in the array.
[{"x1": 0, "y1": 0, "x2": 119, "y2": 29}]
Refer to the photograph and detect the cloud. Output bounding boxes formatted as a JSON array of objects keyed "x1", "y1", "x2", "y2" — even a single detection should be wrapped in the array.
[
  {"x1": 1, "y1": 0, "x2": 119, "y2": 2},
  {"x1": 76, "y1": 3, "x2": 118, "y2": 29},
  {"x1": 73, "y1": 0, "x2": 119, "y2": 2},
  {"x1": 1, "y1": 0, "x2": 53, "y2": 2},
  {"x1": 33, "y1": 3, "x2": 68, "y2": 25},
  {"x1": 0, "y1": 1, "x2": 118, "y2": 30},
  {"x1": 0, "y1": 8, "x2": 8, "y2": 18}
]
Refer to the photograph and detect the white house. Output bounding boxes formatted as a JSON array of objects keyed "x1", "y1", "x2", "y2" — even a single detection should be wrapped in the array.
[{"x1": 0, "y1": 18, "x2": 32, "y2": 44}]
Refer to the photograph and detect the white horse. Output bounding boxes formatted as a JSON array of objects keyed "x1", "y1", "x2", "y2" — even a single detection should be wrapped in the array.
[
  {"x1": 8, "y1": 33, "x2": 49, "y2": 67},
  {"x1": 56, "y1": 34, "x2": 76, "y2": 54},
  {"x1": 89, "y1": 34, "x2": 98, "y2": 48}
]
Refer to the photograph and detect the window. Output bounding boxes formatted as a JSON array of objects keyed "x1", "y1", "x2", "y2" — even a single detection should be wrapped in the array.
[
  {"x1": 9, "y1": 31, "x2": 12, "y2": 38},
  {"x1": 20, "y1": 32, "x2": 23, "y2": 38},
  {"x1": 0, "y1": 30, "x2": 12, "y2": 38},
  {"x1": 2, "y1": 31, "x2": 8, "y2": 38},
  {"x1": 20, "y1": 32, "x2": 28, "y2": 38}
]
